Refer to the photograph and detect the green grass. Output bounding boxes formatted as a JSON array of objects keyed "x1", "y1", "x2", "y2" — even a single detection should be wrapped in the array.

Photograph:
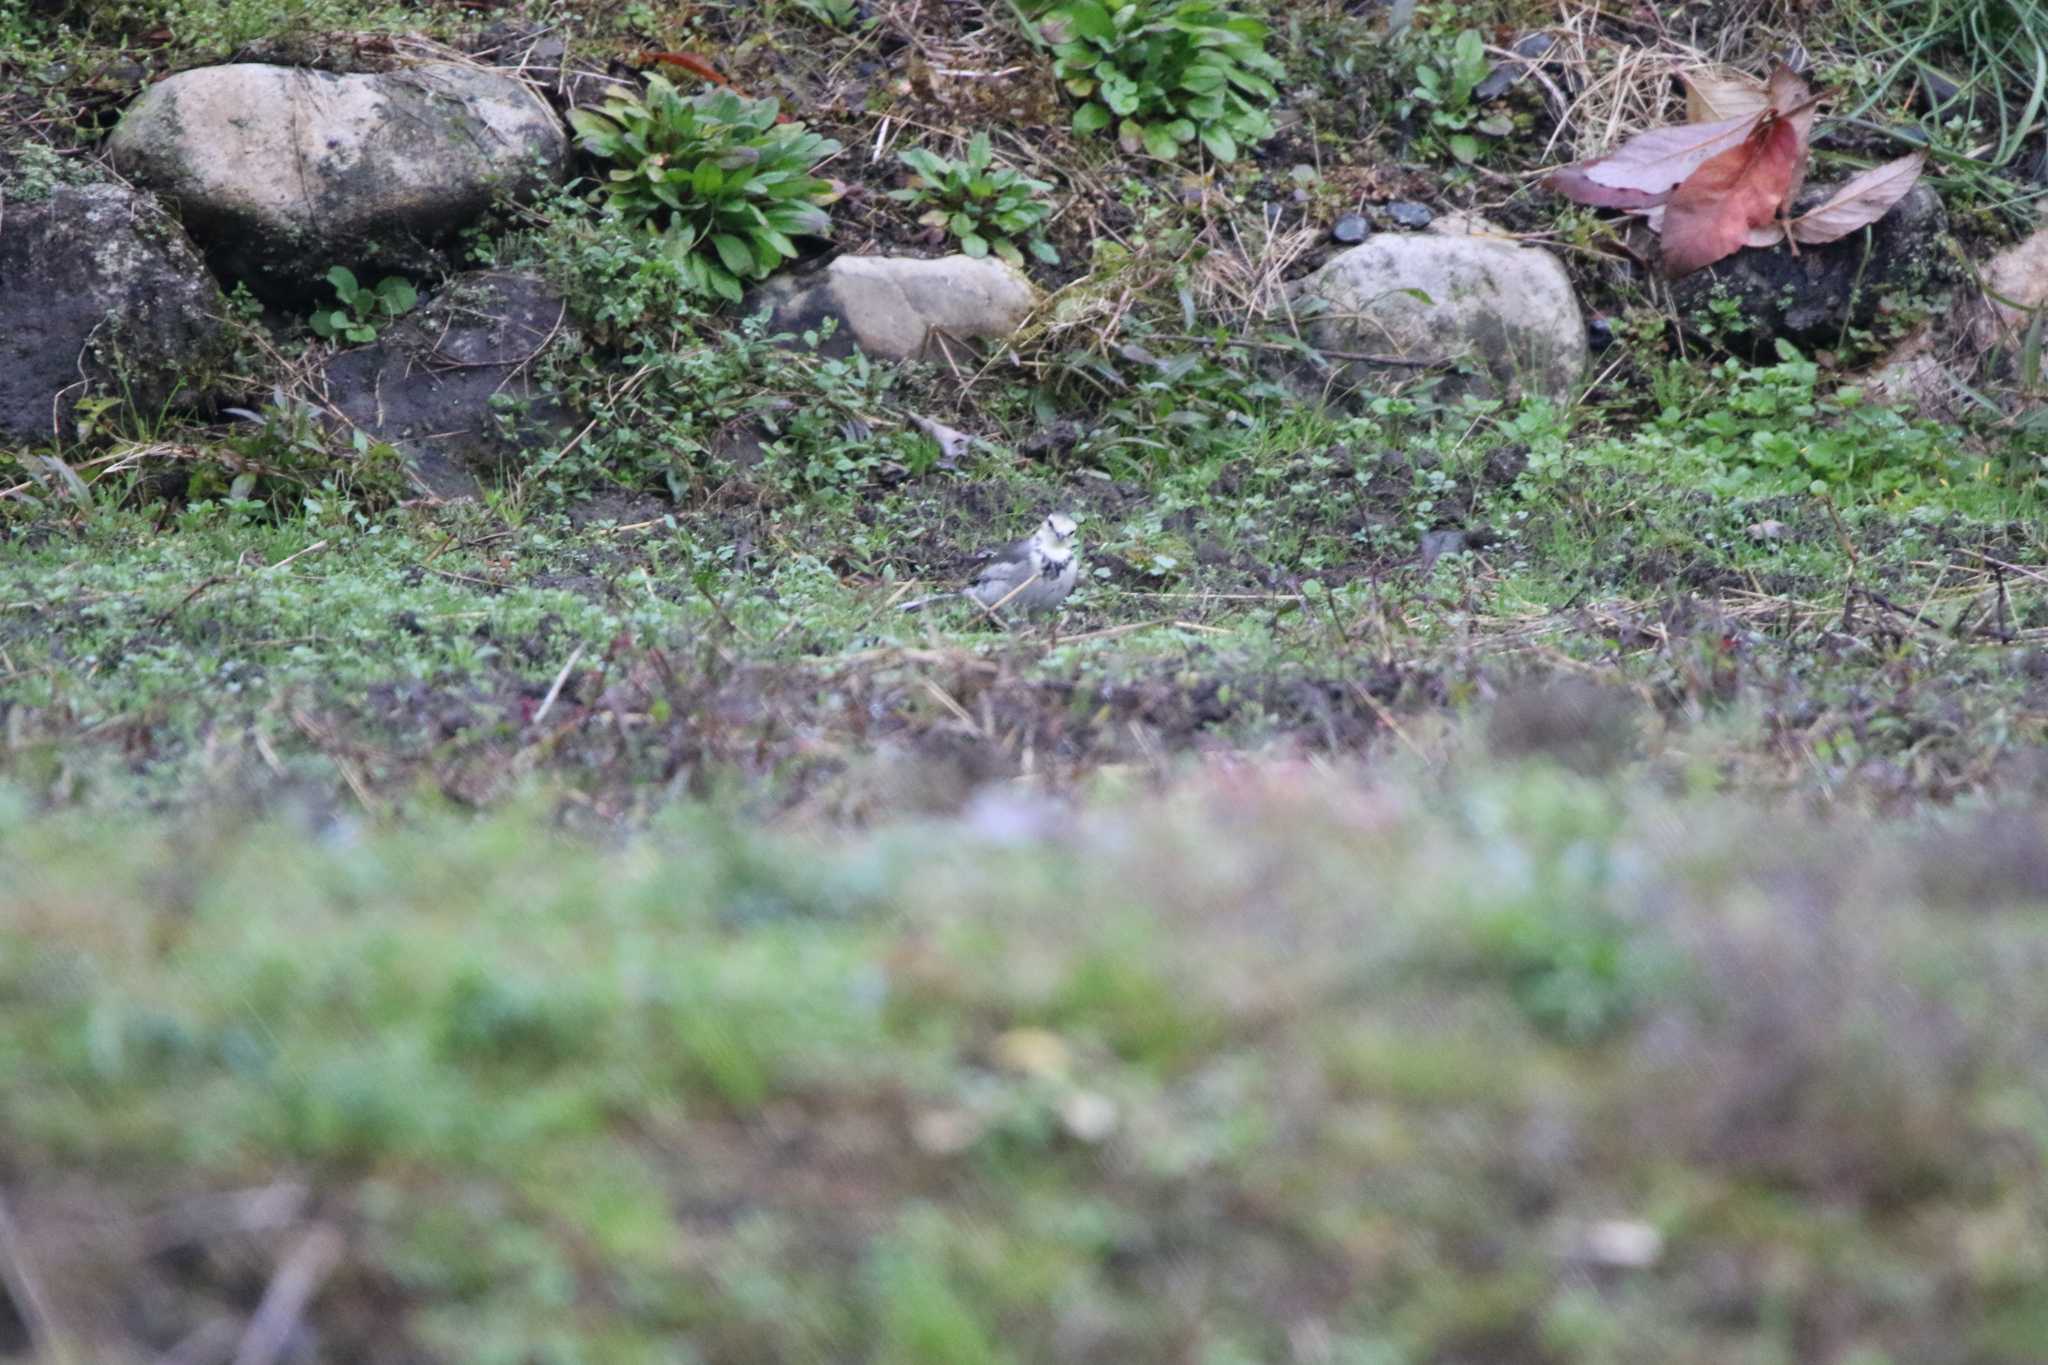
[
  {"x1": 5, "y1": 759, "x2": 2048, "y2": 1361},
  {"x1": 8, "y1": 364, "x2": 2048, "y2": 815},
  {"x1": 10, "y1": 0, "x2": 2048, "y2": 1359}
]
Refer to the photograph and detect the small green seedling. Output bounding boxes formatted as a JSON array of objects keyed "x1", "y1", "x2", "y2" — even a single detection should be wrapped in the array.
[
  {"x1": 793, "y1": 0, "x2": 869, "y2": 28},
  {"x1": 1407, "y1": 29, "x2": 1507, "y2": 164},
  {"x1": 1037, "y1": 0, "x2": 1283, "y2": 162},
  {"x1": 889, "y1": 133, "x2": 1060, "y2": 267},
  {"x1": 308, "y1": 266, "x2": 418, "y2": 343},
  {"x1": 567, "y1": 79, "x2": 842, "y2": 303}
]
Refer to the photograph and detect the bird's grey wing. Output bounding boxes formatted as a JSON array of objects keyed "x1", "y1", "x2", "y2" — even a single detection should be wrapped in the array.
[{"x1": 967, "y1": 537, "x2": 1035, "y2": 590}]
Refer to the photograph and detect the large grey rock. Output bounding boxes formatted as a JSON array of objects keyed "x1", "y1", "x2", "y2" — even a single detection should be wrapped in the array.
[
  {"x1": 320, "y1": 269, "x2": 577, "y2": 499},
  {"x1": 1292, "y1": 235, "x2": 1588, "y2": 404},
  {"x1": 1671, "y1": 182, "x2": 1950, "y2": 360},
  {"x1": 106, "y1": 62, "x2": 567, "y2": 301},
  {"x1": 0, "y1": 182, "x2": 231, "y2": 446},
  {"x1": 752, "y1": 254, "x2": 1040, "y2": 363}
]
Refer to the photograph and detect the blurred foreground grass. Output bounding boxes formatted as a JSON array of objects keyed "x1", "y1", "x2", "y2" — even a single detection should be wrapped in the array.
[{"x1": 5, "y1": 756, "x2": 2048, "y2": 1364}]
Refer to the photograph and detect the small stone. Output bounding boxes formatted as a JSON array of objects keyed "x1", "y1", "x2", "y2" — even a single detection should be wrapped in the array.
[
  {"x1": 911, "y1": 1108, "x2": 983, "y2": 1156},
  {"x1": 1472, "y1": 67, "x2": 1518, "y2": 104},
  {"x1": 1385, "y1": 200, "x2": 1434, "y2": 229},
  {"x1": 1058, "y1": 1090, "x2": 1118, "y2": 1143},
  {"x1": 991, "y1": 1027, "x2": 1070, "y2": 1081},
  {"x1": 1330, "y1": 212, "x2": 1368, "y2": 244},
  {"x1": 1471, "y1": 33, "x2": 1556, "y2": 102},
  {"x1": 1292, "y1": 235, "x2": 1589, "y2": 404},
  {"x1": 750, "y1": 254, "x2": 1039, "y2": 369},
  {"x1": 962, "y1": 788, "x2": 1066, "y2": 845},
  {"x1": 1567, "y1": 1219, "x2": 1664, "y2": 1270},
  {"x1": 1747, "y1": 520, "x2": 1788, "y2": 542},
  {"x1": 1588, "y1": 317, "x2": 1615, "y2": 352},
  {"x1": 1420, "y1": 529, "x2": 1469, "y2": 571}
]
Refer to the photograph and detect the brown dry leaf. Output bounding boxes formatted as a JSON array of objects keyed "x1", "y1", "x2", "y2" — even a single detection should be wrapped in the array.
[
  {"x1": 1660, "y1": 113, "x2": 1808, "y2": 276},
  {"x1": 1684, "y1": 66, "x2": 1768, "y2": 123},
  {"x1": 1786, "y1": 152, "x2": 1928, "y2": 244}
]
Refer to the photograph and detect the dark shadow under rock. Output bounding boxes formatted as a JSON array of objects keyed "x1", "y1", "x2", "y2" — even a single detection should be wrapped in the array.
[
  {"x1": 0, "y1": 182, "x2": 232, "y2": 446},
  {"x1": 321, "y1": 269, "x2": 579, "y2": 499},
  {"x1": 1671, "y1": 182, "x2": 1952, "y2": 360}
]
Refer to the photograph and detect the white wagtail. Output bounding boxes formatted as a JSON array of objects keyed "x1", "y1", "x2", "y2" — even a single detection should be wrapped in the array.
[{"x1": 899, "y1": 512, "x2": 1080, "y2": 618}]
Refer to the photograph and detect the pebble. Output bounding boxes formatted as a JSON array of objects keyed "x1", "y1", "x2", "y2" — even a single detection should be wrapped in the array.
[
  {"x1": 1420, "y1": 528, "x2": 1468, "y2": 571},
  {"x1": 1385, "y1": 201, "x2": 1434, "y2": 229},
  {"x1": 1058, "y1": 1090, "x2": 1118, "y2": 1144},
  {"x1": 1331, "y1": 212, "x2": 1368, "y2": 244},
  {"x1": 1569, "y1": 1219, "x2": 1664, "y2": 1270},
  {"x1": 1472, "y1": 33, "x2": 1557, "y2": 102}
]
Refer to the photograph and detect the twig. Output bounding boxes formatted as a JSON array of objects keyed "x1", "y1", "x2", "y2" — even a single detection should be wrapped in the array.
[
  {"x1": 0, "y1": 1190, "x2": 64, "y2": 1365},
  {"x1": 289, "y1": 710, "x2": 377, "y2": 814},
  {"x1": 918, "y1": 676, "x2": 984, "y2": 737},
  {"x1": 419, "y1": 566, "x2": 504, "y2": 590},
  {"x1": 965, "y1": 567, "x2": 1043, "y2": 627},
  {"x1": 530, "y1": 642, "x2": 587, "y2": 727},
  {"x1": 1142, "y1": 331, "x2": 1450, "y2": 367},
  {"x1": 265, "y1": 538, "x2": 330, "y2": 573},
  {"x1": 1351, "y1": 680, "x2": 1427, "y2": 763},
  {"x1": 148, "y1": 542, "x2": 326, "y2": 627},
  {"x1": 1054, "y1": 618, "x2": 1237, "y2": 645},
  {"x1": 1961, "y1": 549, "x2": 2048, "y2": 588},
  {"x1": 1818, "y1": 494, "x2": 1860, "y2": 571},
  {"x1": 148, "y1": 576, "x2": 228, "y2": 628},
  {"x1": 230, "y1": 1224, "x2": 344, "y2": 1365},
  {"x1": 1056, "y1": 618, "x2": 1165, "y2": 644}
]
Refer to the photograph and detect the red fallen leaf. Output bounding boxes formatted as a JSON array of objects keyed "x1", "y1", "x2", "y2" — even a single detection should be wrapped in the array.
[
  {"x1": 633, "y1": 51, "x2": 796, "y2": 122},
  {"x1": 1763, "y1": 64, "x2": 1819, "y2": 209},
  {"x1": 1547, "y1": 166, "x2": 1671, "y2": 210},
  {"x1": 636, "y1": 51, "x2": 738, "y2": 88},
  {"x1": 1548, "y1": 110, "x2": 1762, "y2": 202},
  {"x1": 1728, "y1": 152, "x2": 1927, "y2": 253},
  {"x1": 1659, "y1": 110, "x2": 1808, "y2": 276},
  {"x1": 1550, "y1": 63, "x2": 1831, "y2": 276},
  {"x1": 1785, "y1": 151, "x2": 1927, "y2": 244}
]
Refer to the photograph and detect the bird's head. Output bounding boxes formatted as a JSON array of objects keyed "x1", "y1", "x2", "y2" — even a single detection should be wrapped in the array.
[{"x1": 1041, "y1": 512, "x2": 1078, "y2": 546}]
